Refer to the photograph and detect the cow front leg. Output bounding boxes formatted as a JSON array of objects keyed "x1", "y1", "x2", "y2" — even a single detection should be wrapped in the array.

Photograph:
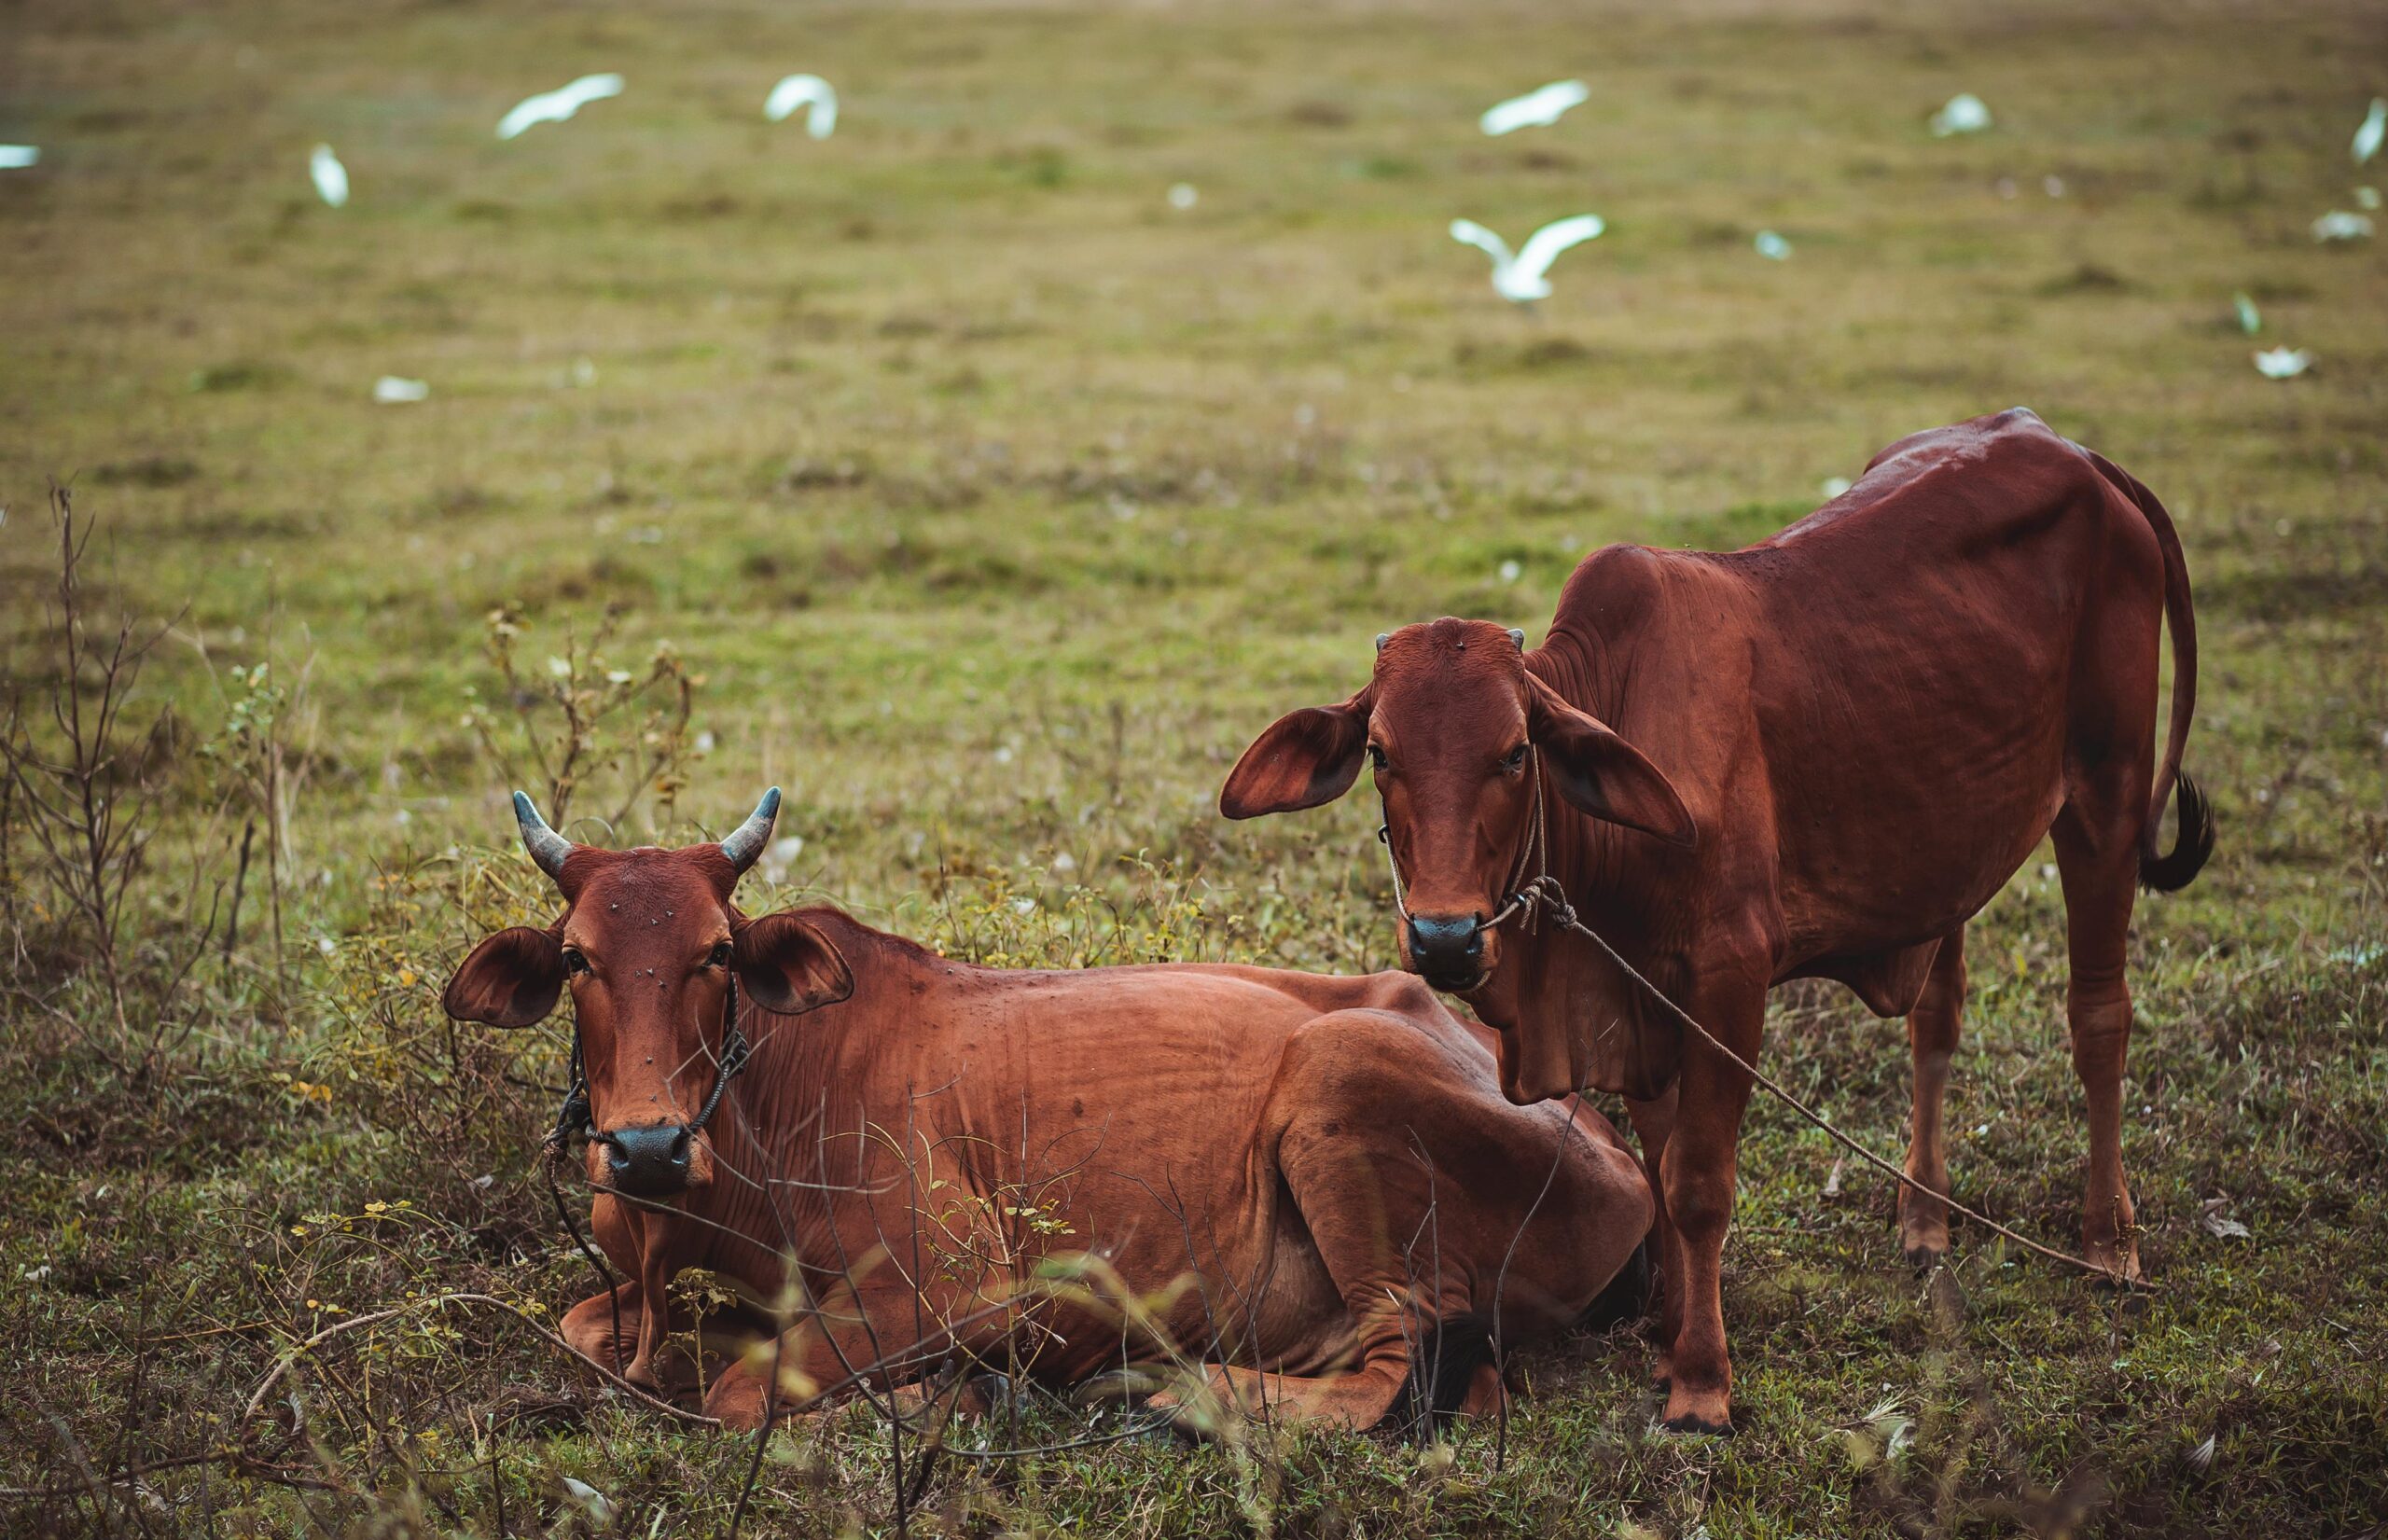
[
  {"x1": 1655, "y1": 982, "x2": 1761, "y2": 1436},
  {"x1": 1622, "y1": 1087, "x2": 1681, "y2": 1389},
  {"x1": 1898, "y1": 929, "x2": 1967, "y2": 1269},
  {"x1": 624, "y1": 1213, "x2": 685, "y2": 1389}
]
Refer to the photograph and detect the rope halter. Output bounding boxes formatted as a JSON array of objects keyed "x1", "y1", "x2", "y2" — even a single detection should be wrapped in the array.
[
  {"x1": 1377, "y1": 744, "x2": 1565, "y2": 936},
  {"x1": 544, "y1": 970, "x2": 751, "y2": 1157}
]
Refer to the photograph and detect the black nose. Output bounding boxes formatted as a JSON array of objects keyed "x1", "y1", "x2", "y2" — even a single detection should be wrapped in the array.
[
  {"x1": 602, "y1": 1124, "x2": 692, "y2": 1198},
  {"x1": 1406, "y1": 913, "x2": 1485, "y2": 983}
]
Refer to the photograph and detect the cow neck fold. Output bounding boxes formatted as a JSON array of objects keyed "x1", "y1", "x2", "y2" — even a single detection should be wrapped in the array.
[
  {"x1": 650, "y1": 911, "x2": 918, "y2": 1305},
  {"x1": 1497, "y1": 625, "x2": 1697, "y2": 1099}
]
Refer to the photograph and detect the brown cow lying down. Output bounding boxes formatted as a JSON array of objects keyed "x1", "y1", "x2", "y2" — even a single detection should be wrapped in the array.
[
  {"x1": 1219, "y1": 409, "x2": 2214, "y2": 1433},
  {"x1": 442, "y1": 791, "x2": 1653, "y2": 1433}
]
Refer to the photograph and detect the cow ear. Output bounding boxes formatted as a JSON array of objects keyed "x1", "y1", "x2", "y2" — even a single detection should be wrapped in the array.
[
  {"x1": 734, "y1": 910, "x2": 854, "y2": 1017},
  {"x1": 442, "y1": 926, "x2": 566, "y2": 1028},
  {"x1": 1219, "y1": 689, "x2": 1372, "y2": 820},
  {"x1": 1526, "y1": 675, "x2": 1697, "y2": 849}
]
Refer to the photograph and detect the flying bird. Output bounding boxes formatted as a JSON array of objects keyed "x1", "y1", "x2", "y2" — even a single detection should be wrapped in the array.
[
  {"x1": 373, "y1": 375, "x2": 430, "y2": 403},
  {"x1": 1479, "y1": 80, "x2": 1590, "y2": 137},
  {"x1": 1754, "y1": 229, "x2": 1792, "y2": 260},
  {"x1": 496, "y1": 74, "x2": 624, "y2": 140},
  {"x1": 2233, "y1": 291, "x2": 2261, "y2": 335},
  {"x1": 2355, "y1": 98, "x2": 2385, "y2": 166},
  {"x1": 1450, "y1": 214, "x2": 1604, "y2": 302},
  {"x1": 1930, "y1": 93, "x2": 1992, "y2": 137},
  {"x1": 2252, "y1": 347, "x2": 2310, "y2": 380},
  {"x1": 765, "y1": 74, "x2": 838, "y2": 137},
  {"x1": 0, "y1": 146, "x2": 37, "y2": 169},
  {"x1": 309, "y1": 144, "x2": 348, "y2": 208}
]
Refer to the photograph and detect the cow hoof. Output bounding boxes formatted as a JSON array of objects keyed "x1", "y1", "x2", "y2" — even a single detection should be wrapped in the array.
[
  {"x1": 1659, "y1": 1383, "x2": 1732, "y2": 1436},
  {"x1": 2083, "y1": 1246, "x2": 2145, "y2": 1291}
]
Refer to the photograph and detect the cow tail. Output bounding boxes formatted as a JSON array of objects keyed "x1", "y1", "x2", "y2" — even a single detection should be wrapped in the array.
[
  {"x1": 1576, "y1": 1239, "x2": 1653, "y2": 1332},
  {"x1": 2092, "y1": 452, "x2": 2214, "y2": 892},
  {"x1": 1388, "y1": 1314, "x2": 1494, "y2": 1437}
]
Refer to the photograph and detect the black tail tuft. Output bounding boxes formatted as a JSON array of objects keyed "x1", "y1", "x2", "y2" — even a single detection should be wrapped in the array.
[
  {"x1": 1576, "y1": 1241, "x2": 1654, "y2": 1333},
  {"x1": 1388, "y1": 1314, "x2": 1495, "y2": 1439},
  {"x1": 2140, "y1": 770, "x2": 2215, "y2": 893}
]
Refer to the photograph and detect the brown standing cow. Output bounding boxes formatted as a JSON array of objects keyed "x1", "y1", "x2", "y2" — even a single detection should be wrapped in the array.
[
  {"x1": 443, "y1": 791, "x2": 1653, "y2": 1432},
  {"x1": 1219, "y1": 409, "x2": 2213, "y2": 1432}
]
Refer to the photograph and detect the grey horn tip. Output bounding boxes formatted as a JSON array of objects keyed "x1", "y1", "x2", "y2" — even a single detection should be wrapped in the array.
[
  {"x1": 1375, "y1": 632, "x2": 1391, "y2": 654},
  {"x1": 513, "y1": 790, "x2": 573, "y2": 880},
  {"x1": 1509, "y1": 628, "x2": 1526, "y2": 651},
  {"x1": 721, "y1": 787, "x2": 783, "y2": 875}
]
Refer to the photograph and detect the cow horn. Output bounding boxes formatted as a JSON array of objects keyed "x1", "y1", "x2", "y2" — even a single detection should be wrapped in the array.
[
  {"x1": 1508, "y1": 628, "x2": 1526, "y2": 651},
  {"x1": 720, "y1": 787, "x2": 782, "y2": 875},
  {"x1": 512, "y1": 791, "x2": 573, "y2": 881},
  {"x1": 1375, "y1": 632, "x2": 1391, "y2": 654}
]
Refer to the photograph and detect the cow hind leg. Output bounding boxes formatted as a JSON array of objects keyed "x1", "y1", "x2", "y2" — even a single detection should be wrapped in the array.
[
  {"x1": 1195, "y1": 1010, "x2": 1645, "y2": 1436},
  {"x1": 1897, "y1": 929, "x2": 1967, "y2": 1269},
  {"x1": 2052, "y1": 796, "x2": 2148, "y2": 1284},
  {"x1": 1169, "y1": 1313, "x2": 1497, "y2": 1436}
]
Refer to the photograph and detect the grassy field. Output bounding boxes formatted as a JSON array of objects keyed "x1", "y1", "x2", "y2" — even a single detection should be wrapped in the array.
[{"x1": 4, "y1": 0, "x2": 2386, "y2": 1533}]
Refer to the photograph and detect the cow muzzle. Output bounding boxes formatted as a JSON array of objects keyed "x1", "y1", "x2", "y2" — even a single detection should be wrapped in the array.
[
  {"x1": 1405, "y1": 911, "x2": 1488, "y2": 992},
  {"x1": 598, "y1": 1123, "x2": 693, "y2": 1199}
]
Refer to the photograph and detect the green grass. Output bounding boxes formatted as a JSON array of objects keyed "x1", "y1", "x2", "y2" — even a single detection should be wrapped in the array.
[{"x1": 3, "y1": 0, "x2": 2385, "y2": 1533}]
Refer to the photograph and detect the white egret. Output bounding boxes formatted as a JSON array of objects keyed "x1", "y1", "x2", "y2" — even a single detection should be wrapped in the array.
[
  {"x1": 373, "y1": 376, "x2": 430, "y2": 403},
  {"x1": 2354, "y1": 98, "x2": 2385, "y2": 166},
  {"x1": 1479, "y1": 80, "x2": 1589, "y2": 137},
  {"x1": 764, "y1": 74, "x2": 837, "y2": 138},
  {"x1": 1930, "y1": 93, "x2": 1992, "y2": 137},
  {"x1": 2252, "y1": 347, "x2": 2309, "y2": 379},
  {"x1": 1449, "y1": 214, "x2": 1604, "y2": 302},
  {"x1": 496, "y1": 74, "x2": 623, "y2": 140},
  {"x1": 0, "y1": 146, "x2": 38, "y2": 169},
  {"x1": 309, "y1": 144, "x2": 348, "y2": 207}
]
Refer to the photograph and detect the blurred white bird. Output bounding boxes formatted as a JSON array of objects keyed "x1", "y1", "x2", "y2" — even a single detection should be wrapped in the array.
[
  {"x1": 1167, "y1": 182, "x2": 1198, "y2": 210},
  {"x1": 765, "y1": 74, "x2": 837, "y2": 137},
  {"x1": 1930, "y1": 93, "x2": 1992, "y2": 137},
  {"x1": 2358, "y1": 187, "x2": 2382, "y2": 211},
  {"x1": 2233, "y1": 291, "x2": 2260, "y2": 336},
  {"x1": 373, "y1": 375, "x2": 429, "y2": 403},
  {"x1": 2312, "y1": 210, "x2": 2375, "y2": 242},
  {"x1": 309, "y1": 144, "x2": 348, "y2": 208},
  {"x1": 496, "y1": 74, "x2": 623, "y2": 140},
  {"x1": 2354, "y1": 98, "x2": 2385, "y2": 166},
  {"x1": 1822, "y1": 477, "x2": 1853, "y2": 498},
  {"x1": 1480, "y1": 80, "x2": 1589, "y2": 137},
  {"x1": 1450, "y1": 214, "x2": 1604, "y2": 302},
  {"x1": 0, "y1": 146, "x2": 37, "y2": 169},
  {"x1": 2253, "y1": 347, "x2": 2309, "y2": 380},
  {"x1": 560, "y1": 1478, "x2": 614, "y2": 1526},
  {"x1": 1754, "y1": 229, "x2": 1792, "y2": 260}
]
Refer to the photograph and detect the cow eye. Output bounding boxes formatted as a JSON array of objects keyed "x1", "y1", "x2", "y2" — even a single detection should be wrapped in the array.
[
  {"x1": 707, "y1": 940, "x2": 733, "y2": 968},
  {"x1": 1368, "y1": 744, "x2": 1390, "y2": 774},
  {"x1": 1504, "y1": 744, "x2": 1530, "y2": 774},
  {"x1": 561, "y1": 948, "x2": 590, "y2": 978}
]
